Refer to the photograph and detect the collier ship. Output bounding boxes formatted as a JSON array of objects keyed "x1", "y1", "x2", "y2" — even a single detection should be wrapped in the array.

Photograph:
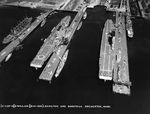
[{"x1": 2, "y1": 17, "x2": 32, "y2": 44}]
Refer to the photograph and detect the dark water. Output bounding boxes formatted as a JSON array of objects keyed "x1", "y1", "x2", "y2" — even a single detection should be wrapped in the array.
[{"x1": 0, "y1": 5, "x2": 150, "y2": 113}]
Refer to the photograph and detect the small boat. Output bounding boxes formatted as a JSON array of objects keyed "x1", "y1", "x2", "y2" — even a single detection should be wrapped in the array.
[
  {"x1": 127, "y1": 28, "x2": 133, "y2": 38},
  {"x1": 77, "y1": 21, "x2": 82, "y2": 30},
  {"x1": 5, "y1": 53, "x2": 12, "y2": 62},
  {"x1": 83, "y1": 12, "x2": 87, "y2": 19},
  {"x1": 40, "y1": 18, "x2": 46, "y2": 27}
]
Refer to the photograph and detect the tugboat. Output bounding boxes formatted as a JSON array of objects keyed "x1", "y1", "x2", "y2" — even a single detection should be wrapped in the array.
[
  {"x1": 126, "y1": 17, "x2": 133, "y2": 38},
  {"x1": 2, "y1": 17, "x2": 32, "y2": 44},
  {"x1": 40, "y1": 18, "x2": 46, "y2": 27},
  {"x1": 127, "y1": 27, "x2": 133, "y2": 38}
]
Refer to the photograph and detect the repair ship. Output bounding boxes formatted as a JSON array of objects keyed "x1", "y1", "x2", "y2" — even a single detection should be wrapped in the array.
[{"x1": 2, "y1": 17, "x2": 32, "y2": 44}]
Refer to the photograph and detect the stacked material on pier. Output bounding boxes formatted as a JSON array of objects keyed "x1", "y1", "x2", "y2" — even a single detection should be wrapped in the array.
[
  {"x1": 2, "y1": 17, "x2": 32, "y2": 44},
  {"x1": 99, "y1": 0, "x2": 108, "y2": 6},
  {"x1": 130, "y1": 0, "x2": 142, "y2": 17},
  {"x1": 43, "y1": 0, "x2": 65, "y2": 6},
  {"x1": 61, "y1": 0, "x2": 86, "y2": 12},
  {"x1": 106, "y1": 0, "x2": 126, "y2": 12}
]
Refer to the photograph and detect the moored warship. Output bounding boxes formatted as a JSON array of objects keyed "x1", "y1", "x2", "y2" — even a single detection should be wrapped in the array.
[
  {"x1": 30, "y1": 15, "x2": 71, "y2": 69},
  {"x1": 2, "y1": 17, "x2": 32, "y2": 44},
  {"x1": 36, "y1": 3, "x2": 88, "y2": 82}
]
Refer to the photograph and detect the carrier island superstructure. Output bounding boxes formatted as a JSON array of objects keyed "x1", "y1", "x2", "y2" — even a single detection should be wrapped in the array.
[
  {"x1": 0, "y1": 10, "x2": 54, "y2": 64},
  {"x1": 99, "y1": 0, "x2": 132, "y2": 95},
  {"x1": 30, "y1": 3, "x2": 87, "y2": 82}
]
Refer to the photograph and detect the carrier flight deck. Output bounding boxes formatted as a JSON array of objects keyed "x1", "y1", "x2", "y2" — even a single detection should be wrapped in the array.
[
  {"x1": 0, "y1": 10, "x2": 54, "y2": 64},
  {"x1": 31, "y1": 3, "x2": 88, "y2": 82}
]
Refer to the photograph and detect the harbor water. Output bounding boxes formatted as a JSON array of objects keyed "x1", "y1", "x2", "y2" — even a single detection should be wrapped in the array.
[{"x1": 0, "y1": 5, "x2": 150, "y2": 113}]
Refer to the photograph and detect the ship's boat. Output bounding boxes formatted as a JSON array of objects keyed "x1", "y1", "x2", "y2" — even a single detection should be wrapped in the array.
[
  {"x1": 40, "y1": 18, "x2": 46, "y2": 27},
  {"x1": 127, "y1": 28, "x2": 133, "y2": 38},
  {"x1": 77, "y1": 21, "x2": 82, "y2": 30},
  {"x1": 2, "y1": 17, "x2": 32, "y2": 44},
  {"x1": 5, "y1": 53, "x2": 12, "y2": 62},
  {"x1": 83, "y1": 12, "x2": 87, "y2": 19}
]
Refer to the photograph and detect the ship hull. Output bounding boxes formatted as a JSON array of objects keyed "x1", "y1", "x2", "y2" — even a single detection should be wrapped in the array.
[{"x1": 2, "y1": 17, "x2": 32, "y2": 44}]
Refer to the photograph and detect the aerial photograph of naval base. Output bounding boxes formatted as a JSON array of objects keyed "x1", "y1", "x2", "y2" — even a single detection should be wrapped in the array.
[{"x1": 0, "y1": 0, "x2": 150, "y2": 113}]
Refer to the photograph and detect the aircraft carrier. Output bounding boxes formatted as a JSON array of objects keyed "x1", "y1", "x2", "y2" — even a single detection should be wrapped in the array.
[
  {"x1": 32, "y1": 3, "x2": 88, "y2": 82},
  {"x1": 2, "y1": 17, "x2": 32, "y2": 44},
  {"x1": 30, "y1": 15, "x2": 71, "y2": 68},
  {"x1": 0, "y1": 10, "x2": 54, "y2": 64},
  {"x1": 0, "y1": 0, "x2": 135, "y2": 96},
  {"x1": 112, "y1": 11, "x2": 131, "y2": 95},
  {"x1": 99, "y1": 0, "x2": 132, "y2": 95},
  {"x1": 99, "y1": 19, "x2": 115, "y2": 81}
]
